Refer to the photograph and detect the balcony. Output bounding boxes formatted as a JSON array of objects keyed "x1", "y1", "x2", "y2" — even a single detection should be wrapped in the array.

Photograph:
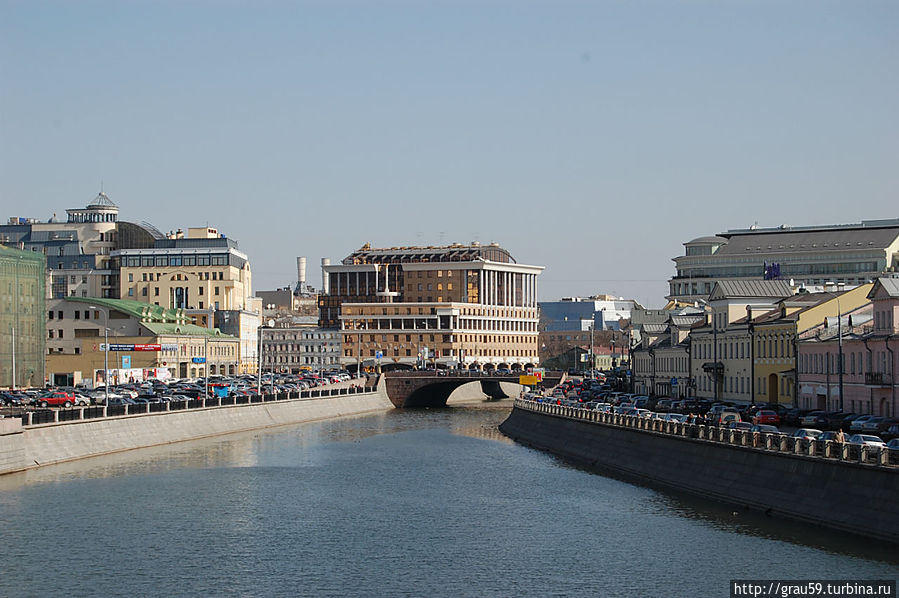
[{"x1": 865, "y1": 372, "x2": 892, "y2": 386}]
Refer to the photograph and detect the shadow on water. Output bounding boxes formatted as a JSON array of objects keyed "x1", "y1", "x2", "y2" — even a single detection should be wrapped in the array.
[{"x1": 511, "y1": 437, "x2": 899, "y2": 566}]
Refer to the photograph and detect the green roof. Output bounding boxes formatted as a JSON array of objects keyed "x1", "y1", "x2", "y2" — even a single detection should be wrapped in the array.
[
  {"x1": 141, "y1": 322, "x2": 233, "y2": 338},
  {"x1": 0, "y1": 244, "x2": 47, "y2": 265},
  {"x1": 65, "y1": 297, "x2": 235, "y2": 338},
  {"x1": 67, "y1": 296, "x2": 189, "y2": 324}
]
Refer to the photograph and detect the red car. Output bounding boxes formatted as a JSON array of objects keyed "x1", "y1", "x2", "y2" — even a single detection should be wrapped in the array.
[
  {"x1": 35, "y1": 391, "x2": 77, "y2": 408},
  {"x1": 752, "y1": 410, "x2": 781, "y2": 425}
]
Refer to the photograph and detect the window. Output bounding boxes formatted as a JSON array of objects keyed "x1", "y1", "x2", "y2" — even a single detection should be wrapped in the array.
[
  {"x1": 128, "y1": 287, "x2": 134, "y2": 297},
  {"x1": 154, "y1": 287, "x2": 159, "y2": 296},
  {"x1": 58, "y1": 329, "x2": 63, "y2": 338},
  {"x1": 199, "y1": 287, "x2": 204, "y2": 295},
  {"x1": 214, "y1": 286, "x2": 220, "y2": 295},
  {"x1": 48, "y1": 311, "x2": 54, "y2": 320},
  {"x1": 58, "y1": 311, "x2": 63, "y2": 319},
  {"x1": 142, "y1": 287, "x2": 148, "y2": 296},
  {"x1": 74, "y1": 311, "x2": 80, "y2": 320}
]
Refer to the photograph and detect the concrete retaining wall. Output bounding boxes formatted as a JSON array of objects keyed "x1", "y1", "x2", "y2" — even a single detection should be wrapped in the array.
[
  {"x1": 500, "y1": 406, "x2": 899, "y2": 544},
  {"x1": 0, "y1": 390, "x2": 394, "y2": 475}
]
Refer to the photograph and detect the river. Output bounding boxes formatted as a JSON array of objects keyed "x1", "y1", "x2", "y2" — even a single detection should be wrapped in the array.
[{"x1": 0, "y1": 405, "x2": 896, "y2": 597}]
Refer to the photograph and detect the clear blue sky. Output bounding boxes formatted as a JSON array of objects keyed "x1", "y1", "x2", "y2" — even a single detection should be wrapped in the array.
[{"x1": 2, "y1": 0, "x2": 896, "y2": 308}]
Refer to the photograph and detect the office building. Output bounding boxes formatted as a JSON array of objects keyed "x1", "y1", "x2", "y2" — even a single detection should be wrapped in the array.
[
  {"x1": 669, "y1": 219, "x2": 899, "y2": 303},
  {"x1": 319, "y1": 242, "x2": 543, "y2": 371}
]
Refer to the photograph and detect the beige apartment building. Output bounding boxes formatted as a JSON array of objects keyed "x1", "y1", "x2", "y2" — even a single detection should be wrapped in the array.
[
  {"x1": 112, "y1": 226, "x2": 253, "y2": 323},
  {"x1": 321, "y1": 243, "x2": 543, "y2": 371}
]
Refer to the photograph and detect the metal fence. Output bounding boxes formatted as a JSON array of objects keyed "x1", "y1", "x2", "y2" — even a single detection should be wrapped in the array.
[
  {"x1": 515, "y1": 399, "x2": 899, "y2": 467},
  {"x1": 20, "y1": 385, "x2": 377, "y2": 428}
]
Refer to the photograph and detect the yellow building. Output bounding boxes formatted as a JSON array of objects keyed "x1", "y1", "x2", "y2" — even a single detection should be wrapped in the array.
[
  {"x1": 749, "y1": 283, "x2": 873, "y2": 405},
  {"x1": 111, "y1": 226, "x2": 253, "y2": 325}
]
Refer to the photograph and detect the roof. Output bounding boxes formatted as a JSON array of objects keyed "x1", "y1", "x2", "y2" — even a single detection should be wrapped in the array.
[
  {"x1": 869, "y1": 277, "x2": 899, "y2": 298},
  {"x1": 66, "y1": 297, "x2": 190, "y2": 324},
  {"x1": 709, "y1": 280, "x2": 794, "y2": 300},
  {"x1": 670, "y1": 314, "x2": 705, "y2": 327},
  {"x1": 141, "y1": 322, "x2": 233, "y2": 338},
  {"x1": 712, "y1": 226, "x2": 899, "y2": 256},
  {"x1": 86, "y1": 191, "x2": 117, "y2": 208},
  {"x1": 685, "y1": 235, "x2": 728, "y2": 245},
  {"x1": 342, "y1": 242, "x2": 516, "y2": 265},
  {"x1": 0, "y1": 243, "x2": 47, "y2": 264},
  {"x1": 641, "y1": 323, "x2": 668, "y2": 334}
]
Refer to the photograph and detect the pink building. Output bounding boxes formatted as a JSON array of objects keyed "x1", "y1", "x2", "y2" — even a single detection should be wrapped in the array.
[{"x1": 797, "y1": 279, "x2": 898, "y2": 417}]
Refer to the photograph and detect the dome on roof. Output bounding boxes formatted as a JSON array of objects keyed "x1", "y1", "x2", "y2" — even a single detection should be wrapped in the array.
[
  {"x1": 686, "y1": 235, "x2": 727, "y2": 245},
  {"x1": 87, "y1": 191, "x2": 117, "y2": 209}
]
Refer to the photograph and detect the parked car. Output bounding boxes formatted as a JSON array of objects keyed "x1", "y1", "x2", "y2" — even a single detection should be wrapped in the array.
[
  {"x1": 886, "y1": 438, "x2": 899, "y2": 450},
  {"x1": 874, "y1": 418, "x2": 899, "y2": 436},
  {"x1": 711, "y1": 411, "x2": 741, "y2": 426},
  {"x1": 726, "y1": 421, "x2": 753, "y2": 432},
  {"x1": 799, "y1": 410, "x2": 828, "y2": 427},
  {"x1": 861, "y1": 416, "x2": 889, "y2": 434},
  {"x1": 882, "y1": 423, "x2": 899, "y2": 442},
  {"x1": 749, "y1": 424, "x2": 783, "y2": 435},
  {"x1": 846, "y1": 434, "x2": 886, "y2": 448},
  {"x1": 791, "y1": 428, "x2": 823, "y2": 440},
  {"x1": 782, "y1": 408, "x2": 810, "y2": 427},
  {"x1": 850, "y1": 415, "x2": 875, "y2": 433},
  {"x1": 663, "y1": 413, "x2": 687, "y2": 423},
  {"x1": 34, "y1": 390, "x2": 77, "y2": 408},
  {"x1": 751, "y1": 410, "x2": 781, "y2": 425},
  {"x1": 840, "y1": 413, "x2": 865, "y2": 432}
]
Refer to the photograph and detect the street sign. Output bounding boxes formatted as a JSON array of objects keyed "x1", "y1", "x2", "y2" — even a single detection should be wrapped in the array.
[
  {"x1": 192, "y1": 357, "x2": 206, "y2": 364},
  {"x1": 519, "y1": 375, "x2": 539, "y2": 386},
  {"x1": 671, "y1": 378, "x2": 678, "y2": 386}
]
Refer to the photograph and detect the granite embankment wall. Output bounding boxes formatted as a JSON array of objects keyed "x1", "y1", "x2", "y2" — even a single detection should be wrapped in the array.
[
  {"x1": 0, "y1": 389, "x2": 393, "y2": 475},
  {"x1": 500, "y1": 405, "x2": 899, "y2": 544}
]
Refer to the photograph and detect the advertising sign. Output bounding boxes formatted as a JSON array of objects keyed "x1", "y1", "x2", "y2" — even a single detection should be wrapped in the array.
[
  {"x1": 122, "y1": 355, "x2": 131, "y2": 369},
  {"x1": 102, "y1": 344, "x2": 163, "y2": 352}
]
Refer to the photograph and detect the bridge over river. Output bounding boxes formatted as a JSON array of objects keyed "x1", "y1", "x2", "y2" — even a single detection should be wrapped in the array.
[{"x1": 382, "y1": 370, "x2": 564, "y2": 408}]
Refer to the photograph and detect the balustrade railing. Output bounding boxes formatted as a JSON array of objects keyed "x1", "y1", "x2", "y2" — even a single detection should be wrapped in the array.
[
  {"x1": 514, "y1": 398, "x2": 898, "y2": 467},
  {"x1": 20, "y1": 384, "x2": 378, "y2": 428}
]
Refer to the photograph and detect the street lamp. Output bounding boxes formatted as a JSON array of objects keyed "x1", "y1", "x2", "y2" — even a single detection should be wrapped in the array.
[{"x1": 89, "y1": 306, "x2": 109, "y2": 407}]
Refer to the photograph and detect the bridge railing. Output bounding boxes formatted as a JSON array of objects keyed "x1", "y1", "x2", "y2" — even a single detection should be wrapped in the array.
[
  {"x1": 20, "y1": 384, "x2": 378, "y2": 428},
  {"x1": 514, "y1": 398, "x2": 899, "y2": 468}
]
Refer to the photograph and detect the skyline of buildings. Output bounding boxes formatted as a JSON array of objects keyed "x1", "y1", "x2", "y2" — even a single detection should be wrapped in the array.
[{"x1": 2, "y1": 193, "x2": 898, "y2": 400}]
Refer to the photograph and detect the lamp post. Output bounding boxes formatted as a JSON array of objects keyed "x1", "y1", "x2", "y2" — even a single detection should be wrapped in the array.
[
  {"x1": 257, "y1": 323, "x2": 263, "y2": 396},
  {"x1": 837, "y1": 296, "x2": 844, "y2": 412},
  {"x1": 204, "y1": 334, "x2": 209, "y2": 400},
  {"x1": 89, "y1": 306, "x2": 109, "y2": 407},
  {"x1": 10, "y1": 326, "x2": 15, "y2": 391}
]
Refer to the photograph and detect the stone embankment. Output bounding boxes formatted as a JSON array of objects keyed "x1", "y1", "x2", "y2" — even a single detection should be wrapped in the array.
[
  {"x1": 500, "y1": 400, "x2": 899, "y2": 544},
  {"x1": 0, "y1": 382, "x2": 393, "y2": 475}
]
